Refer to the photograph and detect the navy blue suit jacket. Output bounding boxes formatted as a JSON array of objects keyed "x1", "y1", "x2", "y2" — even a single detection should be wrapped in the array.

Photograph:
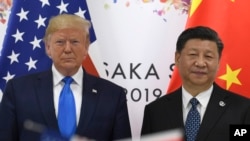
[
  {"x1": 0, "y1": 69, "x2": 131, "y2": 141},
  {"x1": 141, "y1": 83, "x2": 250, "y2": 141}
]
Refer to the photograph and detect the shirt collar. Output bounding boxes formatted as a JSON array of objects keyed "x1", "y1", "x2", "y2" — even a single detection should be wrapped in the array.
[
  {"x1": 52, "y1": 64, "x2": 83, "y2": 86},
  {"x1": 182, "y1": 85, "x2": 213, "y2": 109}
]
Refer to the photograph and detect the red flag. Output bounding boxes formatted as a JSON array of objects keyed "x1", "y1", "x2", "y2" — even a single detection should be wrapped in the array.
[
  {"x1": 167, "y1": 0, "x2": 250, "y2": 98},
  {"x1": 82, "y1": 55, "x2": 99, "y2": 77}
]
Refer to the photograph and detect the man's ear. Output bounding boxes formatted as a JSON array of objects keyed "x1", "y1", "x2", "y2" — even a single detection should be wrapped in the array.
[
  {"x1": 45, "y1": 43, "x2": 51, "y2": 58},
  {"x1": 83, "y1": 40, "x2": 90, "y2": 59},
  {"x1": 85, "y1": 39, "x2": 90, "y2": 51},
  {"x1": 175, "y1": 52, "x2": 180, "y2": 65}
]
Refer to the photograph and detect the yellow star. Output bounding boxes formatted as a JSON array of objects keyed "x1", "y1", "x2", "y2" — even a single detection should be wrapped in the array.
[
  {"x1": 189, "y1": 0, "x2": 202, "y2": 17},
  {"x1": 218, "y1": 64, "x2": 242, "y2": 90},
  {"x1": 189, "y1": 0, "x2": 235, "y2": 17}
]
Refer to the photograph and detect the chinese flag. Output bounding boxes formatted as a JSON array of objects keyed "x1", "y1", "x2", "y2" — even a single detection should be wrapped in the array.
[{"x1": 167, "y1": 0, "x2": 250, "y2": 98}]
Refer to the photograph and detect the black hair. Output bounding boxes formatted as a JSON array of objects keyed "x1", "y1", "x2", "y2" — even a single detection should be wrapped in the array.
[{"x1": 176, "y1": 26, "x2": 224, "y2": 58}]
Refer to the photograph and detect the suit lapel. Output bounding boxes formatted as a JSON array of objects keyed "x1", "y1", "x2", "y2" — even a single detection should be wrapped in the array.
[
  {"x1": 35, "y1": 71, "x2": 59, "y2": 130},
  {"x1": 167, "y1": 89, "x2": 185, "y2": 129},
  {"x1": 196, "y1": 84, "x2": 229, "y2": 140},
  {"x1": 76, "y1": 72, "x2": 99, "y2": 134}
]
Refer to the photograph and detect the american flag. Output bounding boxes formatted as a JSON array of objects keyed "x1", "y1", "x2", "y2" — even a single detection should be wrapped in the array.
[{"x1": 0, "y1": 0, "x2": 96, "y2": 98}]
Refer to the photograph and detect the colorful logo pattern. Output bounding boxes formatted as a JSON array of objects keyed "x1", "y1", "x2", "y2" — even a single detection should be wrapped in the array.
[{"x1": 0, "y1": 0, "x2": 12, "y2": 24}]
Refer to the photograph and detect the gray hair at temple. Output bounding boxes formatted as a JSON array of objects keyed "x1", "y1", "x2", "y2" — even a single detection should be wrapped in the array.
[{"x1": 43, "y1": 14, "x2": 91, "y2": 43}]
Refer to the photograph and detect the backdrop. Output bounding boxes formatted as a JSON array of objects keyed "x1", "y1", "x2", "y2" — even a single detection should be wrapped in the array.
[{"x1": 0, "y1": 0, "x2": 188, "y2": 139}]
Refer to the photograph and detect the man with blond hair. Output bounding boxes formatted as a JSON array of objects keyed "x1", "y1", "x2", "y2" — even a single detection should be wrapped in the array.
[{"x1": 0, "y1": 14, "x2": 131, "y2": 141}]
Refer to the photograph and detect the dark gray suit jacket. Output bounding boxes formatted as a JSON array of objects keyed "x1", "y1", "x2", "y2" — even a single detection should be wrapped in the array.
[
  {"x1": 0, "y1": 69, "x2": 131, "y2": 141},
  {"x1": 141, "y1": 83, "x2": 250, "y2": 141}
]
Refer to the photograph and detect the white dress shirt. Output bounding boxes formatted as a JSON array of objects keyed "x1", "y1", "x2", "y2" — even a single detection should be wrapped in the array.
[
  {"x1": 52, "y1": 65, "x2": 83, "y2": 125},
  {"x1": 182, "y1": 85, "x2": 213, "y2": 124}
]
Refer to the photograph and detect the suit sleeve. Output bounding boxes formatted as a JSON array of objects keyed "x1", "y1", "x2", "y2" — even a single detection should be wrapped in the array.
[
  {"x1": 112, "y1": 88, "x2": 132, "y2": 140},
  {"x1": 141, "y1": 104, "x2": 151, "y2": 136},
  {"x1": 243, "y1": 100, "x2": 250, "y2": 124},
  {"x1": 0, "y1": 80, "x2": 19, "y2": 141}
]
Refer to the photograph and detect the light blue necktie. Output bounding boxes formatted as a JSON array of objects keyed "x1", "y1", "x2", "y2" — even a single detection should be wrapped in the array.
[
  {"x1": 185, "y1": 98, "x2": 200, "y2": 141},
  {"x1": 58, "y1": 76, "x2": 76, "y2": 138}
]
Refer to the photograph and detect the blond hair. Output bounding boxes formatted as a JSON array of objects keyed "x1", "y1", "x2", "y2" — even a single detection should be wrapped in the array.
[{"x1": 43, "y1": 14, "x2": 91, "y2": 43}]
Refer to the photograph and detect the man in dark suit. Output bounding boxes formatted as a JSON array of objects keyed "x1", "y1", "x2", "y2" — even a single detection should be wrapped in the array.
[
  {"x1": 0, "y1": 14, "x2": 131, "y2": 141},
  {"x1": 141, "y1": 26, "x2": 250, "y2": 141}
]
